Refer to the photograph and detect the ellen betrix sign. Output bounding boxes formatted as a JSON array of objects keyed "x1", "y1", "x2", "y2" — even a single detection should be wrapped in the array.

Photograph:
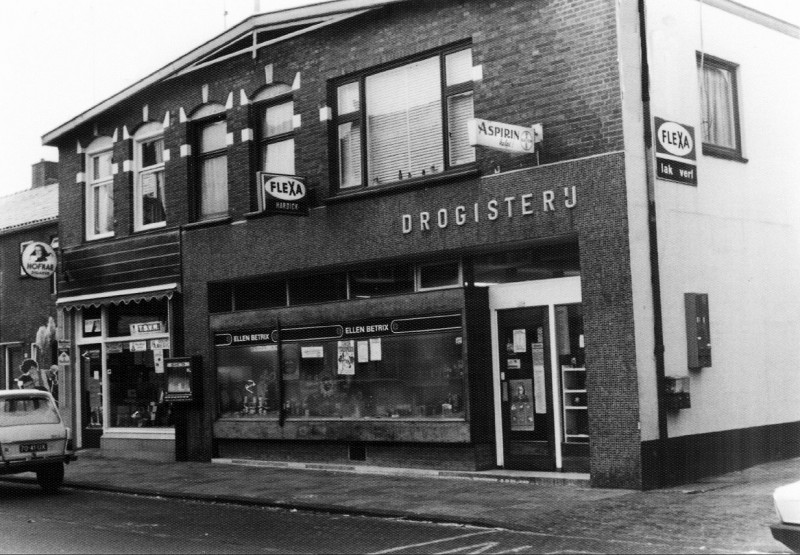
[
  {"x1": 654, "y1": 117, "x2": 697, "y2": 186},
  {"x1": 259, "y1": 173, "x2": 309, "y2": 216},
  {"x1": 467, "y1": 118, "x2": 542, "y2": 155}
]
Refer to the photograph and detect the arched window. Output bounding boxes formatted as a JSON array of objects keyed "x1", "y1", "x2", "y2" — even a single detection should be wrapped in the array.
[
  {"x1": 191, "y1": 104, "x2": 228, "y2": 221},
  {"x1": 85, "y1": 136, "x2": 115, "y2": 240},
  {"x1": 133, "y1": 122, "x2": 166, "y2": 230}
]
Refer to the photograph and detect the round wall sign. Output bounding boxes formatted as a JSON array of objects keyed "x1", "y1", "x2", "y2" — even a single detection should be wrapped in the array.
[{"x1": 21, "y1": 241, "x2": 57, "y2": 279}]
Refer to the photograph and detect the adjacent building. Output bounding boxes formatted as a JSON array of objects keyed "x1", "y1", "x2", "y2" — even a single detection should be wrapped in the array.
[
  {"x1": 42, "y1": 0, "x2": 800, "y2": 488},
  {"x1": 0, "y1": 161, "x2": 61, "y2": 400}
]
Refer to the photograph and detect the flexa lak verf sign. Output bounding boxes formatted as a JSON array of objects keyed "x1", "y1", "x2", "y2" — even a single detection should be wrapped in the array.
[{"x1": 654, "y1": 117, "x2": 698, "y2": 186}]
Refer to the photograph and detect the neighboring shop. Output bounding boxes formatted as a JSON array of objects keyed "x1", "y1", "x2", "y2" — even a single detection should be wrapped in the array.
[
  {"x1": 56, "y1": 231, "x2": 181, "y2": 460},
  {"x1": 65, "y1": 298, "x2": 173, "y2": 452}
]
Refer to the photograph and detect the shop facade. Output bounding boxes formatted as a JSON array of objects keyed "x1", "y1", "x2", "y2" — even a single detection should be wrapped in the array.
[{"x1": 43, "y1": 0, "x2": 800, "y2": 489}]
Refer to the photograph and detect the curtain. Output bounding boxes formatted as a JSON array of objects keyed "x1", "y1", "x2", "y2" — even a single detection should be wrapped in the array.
[
  {"x1": 200, "y1": 155, "x2": 228, "y2": 220},
  {"x1": 263, "y1": 138, "x2": 295, "y2": 175},
  {"x1": 93, "y1": 182, "x2": 114, "y2": 235},
  {"x1": 141, "y1": 170, "x2": 166, "y2": 225},
  {"x1": 700, "y1": 65, "x2": 736, "y2": 148}
]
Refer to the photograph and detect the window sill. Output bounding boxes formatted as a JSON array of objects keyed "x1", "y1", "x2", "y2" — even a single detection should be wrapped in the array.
[
  {"x1": 702, "y1": 145, "x2": 748, "y2": 163},
  {"x1": 218, "y1": 416, "x2": 467, "y2": 423},
  {"x1": 134, "y1": 222, "x2": 167, "y2": 233},
  {"x1": 86, "y1": 232, "x2": 115, "y2": 242},
  {"x1": 326, "y1": 165, "x2": 479, "y2": 205},
  {"x1": 183, "y1": 216, "x2": 232, "y2": 230}
]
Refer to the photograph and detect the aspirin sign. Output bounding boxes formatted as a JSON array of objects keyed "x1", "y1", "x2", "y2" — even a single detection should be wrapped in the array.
[
  {"x1": 467, "y1": 118, "x2": 542, "y2": 155},
  {"x1": 21, "y1": 241, "x2": 57, "y2": 279},
  {"x1": 654, "y1": 117, "x2": 697, "y2": 186},
  {"x1": 259, "y1": 173, "x2": 309, "y2": 216}
]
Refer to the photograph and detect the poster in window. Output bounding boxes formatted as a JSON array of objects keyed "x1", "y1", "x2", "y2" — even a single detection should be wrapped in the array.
[
  {"x1": 337, "y1": 340, "x2": 355, "y2": 375},
  {"x1": 129, "y1": 341, "x2": 147, "y2": 352},
  {"x1": 532, "y1": 343, "x2": 546, "y2": 414},
  {"x1": 283, "y1": 343, "x2": 300, "y2": 380},
  {"x1": 84, "y1": 319, "x2": 101, "y2": 335},
  {"x1": 513, "y1": 329, "x2": 527, "y2": 353},
  {"x1": 153, "y1": 349, "x2": 164, "y2": 374},
  {"x1": 301, "y1": 345, "x2": 324, "y2": 358},
  {"x1": 369, "y1": 337, "x2": 382, "y2": 361},
  {"x1": 509, "y1": 378, "x2": 534, "y2": 431},
  {"x1": 357, "y1": 340, "x2": 369, "y2": 363},
  {"x1": 141, "y1": 172, "x2": 157, "y2": 198}
]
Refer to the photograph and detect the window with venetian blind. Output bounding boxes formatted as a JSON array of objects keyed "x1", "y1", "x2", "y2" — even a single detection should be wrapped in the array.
[{"x1": 335, "y1": 45, "x2": 475, "y2": 191}]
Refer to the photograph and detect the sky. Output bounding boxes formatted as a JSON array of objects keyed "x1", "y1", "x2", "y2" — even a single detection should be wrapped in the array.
[{"x1": 0, "y1": 0, "x2": 797, "y2": 198}]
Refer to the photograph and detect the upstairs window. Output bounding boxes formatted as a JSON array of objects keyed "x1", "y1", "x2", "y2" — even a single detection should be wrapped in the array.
[
  {"x1": 697, "y1": 53, "x2": 743, "y2": 160},
  {"x1": 193, "y1": 107, "x2": 228, "y2": 221},
  {"x1": 134, "y1": 123, "x2": 166, "y2": 230},
  {"x1": 85, "y1": 137, "x2": 115, "y2": 240},
  {"x1": 255, "y1": 84, "x2": 296, "y2": 177},
  {"x1": 335, "y1": 45, "x2": 475, "y2": 191}
]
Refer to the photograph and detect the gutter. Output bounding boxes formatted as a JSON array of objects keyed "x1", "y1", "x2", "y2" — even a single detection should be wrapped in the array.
[{"x1": 637, "y1": 0, "x2": 669, "y2": 487}]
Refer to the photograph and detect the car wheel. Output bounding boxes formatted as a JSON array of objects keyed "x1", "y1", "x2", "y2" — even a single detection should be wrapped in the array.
[{"x1": 36, "y1": 463, "x2": 64, "y2": 493}]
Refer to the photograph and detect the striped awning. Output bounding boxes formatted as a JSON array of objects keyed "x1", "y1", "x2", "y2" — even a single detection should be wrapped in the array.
[{"x1": 56, "y1": 283, "x2": 179, "y2": 310}]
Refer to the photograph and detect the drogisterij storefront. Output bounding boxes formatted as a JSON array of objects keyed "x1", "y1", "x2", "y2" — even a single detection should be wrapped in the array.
[{"x1": 206, "y1": 236, "x2": 590, "y2": 473}]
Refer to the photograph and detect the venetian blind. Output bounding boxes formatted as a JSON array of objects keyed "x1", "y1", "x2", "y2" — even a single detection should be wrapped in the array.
[{"x1": 366, "y1": 57, "x2": 443, "y2": 185}]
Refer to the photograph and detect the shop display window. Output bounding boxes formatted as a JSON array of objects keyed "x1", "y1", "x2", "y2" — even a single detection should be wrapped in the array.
[
  {"x1": 217, "y1": 330, "x2": 465, "y2": 421},
  {"x1": 107, "y1": 345, "x2": 171, "y2": 428},
  {"x1": 472, "y1": 242, "x2": 580, "y2": 285}
]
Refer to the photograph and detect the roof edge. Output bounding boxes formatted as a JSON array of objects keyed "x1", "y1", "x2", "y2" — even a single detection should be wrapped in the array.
[{"x1": 41, "y1": 0, "x2": 406, "y2": 146}]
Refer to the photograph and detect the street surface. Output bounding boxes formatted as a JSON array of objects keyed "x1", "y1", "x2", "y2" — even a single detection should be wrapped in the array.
[{"x1": 0, "y1": 481, "x2": 732, "y2": 554}]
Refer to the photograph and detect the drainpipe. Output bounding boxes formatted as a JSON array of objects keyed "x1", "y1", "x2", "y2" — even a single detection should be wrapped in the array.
[{"x1": 638, "y1": 0, "x2": 669, "y2": 487}]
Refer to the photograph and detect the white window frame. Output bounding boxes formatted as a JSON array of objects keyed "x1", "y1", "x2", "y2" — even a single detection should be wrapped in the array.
[
  {"x1": 133, "y1": 123, "x2": 167, "y2": 232},
  {"x1": 85, "y1": 137, "x2": 115, "y2": 241}
]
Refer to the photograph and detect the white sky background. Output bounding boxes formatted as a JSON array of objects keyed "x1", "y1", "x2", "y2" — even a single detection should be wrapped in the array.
[{"x1": 0, "y1": 0, "x2": 797, "y2": 197}]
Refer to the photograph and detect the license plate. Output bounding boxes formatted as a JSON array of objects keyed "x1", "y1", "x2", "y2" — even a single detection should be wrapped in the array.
[{"x1": 19, "y1": 443, "x2": 48, "y2": 453}]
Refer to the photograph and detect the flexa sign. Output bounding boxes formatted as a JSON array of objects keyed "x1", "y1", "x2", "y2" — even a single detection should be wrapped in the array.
[
  {"x1": 654, "y1": 117, "x2": 697, "y2": 186},
  {"x1": 467, "y1": 118, "x2": 542, "y2": 154},
  {"x1": 259, "y1": 173, "x2": 309, "y2": 216},
  {"x1": 20, "y1": 241, "x2": 57, "y2": 279}
]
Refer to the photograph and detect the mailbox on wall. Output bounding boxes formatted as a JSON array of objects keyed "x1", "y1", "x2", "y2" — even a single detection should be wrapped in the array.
[
  {"x1": 164, "y1": 356, "x2": 202, "y2": 403},
  {"x1": 685, "y1": 293, "x2": 711, "y2": 369}
]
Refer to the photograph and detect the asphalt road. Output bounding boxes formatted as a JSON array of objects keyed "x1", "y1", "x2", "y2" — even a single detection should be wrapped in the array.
[{"x1": 0, "y1": 481, "x2": 750, "y2": 554}]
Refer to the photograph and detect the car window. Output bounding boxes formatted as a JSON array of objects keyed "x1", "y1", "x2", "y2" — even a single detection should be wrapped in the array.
[{"x1": 0, "y1": 396, "x2": 61, "y2": 427}]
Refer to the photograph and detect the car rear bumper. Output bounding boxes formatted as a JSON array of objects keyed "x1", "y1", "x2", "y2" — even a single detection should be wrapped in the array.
[{"x1": 0, "y1": 452, "x2": 76, "y2": 474}]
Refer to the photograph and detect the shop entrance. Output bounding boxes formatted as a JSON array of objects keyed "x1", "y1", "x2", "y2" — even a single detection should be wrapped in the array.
[
  {"x1": 497, "y1": 306, "x2": 555, "y2": 470},
  {"x1": 489, "y1": 276, "x2": 583, "y2": 472},
  {"x1": 79, "y1": 346, "x2": 103, "y2": 448}
]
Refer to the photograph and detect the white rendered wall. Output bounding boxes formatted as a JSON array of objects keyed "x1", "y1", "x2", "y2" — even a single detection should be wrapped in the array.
[
  {"x1": 645, "y1": 0, "x2": 800, "y2": 436},
  {"x1": 617, "y1": 0, "x2": 660, "y2": 443}
]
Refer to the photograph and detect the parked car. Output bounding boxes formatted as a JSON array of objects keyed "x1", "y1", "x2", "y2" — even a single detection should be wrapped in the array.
[
  {"x1": 772, "y1": 480, "x2": 800, "y2": 552},
  {"x1": 0, "y1": 389, "x2": 76, "y2": 492}
]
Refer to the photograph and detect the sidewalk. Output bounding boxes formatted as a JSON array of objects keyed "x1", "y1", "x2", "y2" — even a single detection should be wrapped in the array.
[{"x1": 5, "y1": 449, "x2": 798, "y2": 553}]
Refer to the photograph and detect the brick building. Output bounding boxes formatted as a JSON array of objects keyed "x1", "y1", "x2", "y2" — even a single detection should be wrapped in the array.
[
  {"x1": 43, "y1": 0, "x2": 800, "y2": 488},
  {"x1": 0, "y1": 161, "x2": 60, "y2": 398}
]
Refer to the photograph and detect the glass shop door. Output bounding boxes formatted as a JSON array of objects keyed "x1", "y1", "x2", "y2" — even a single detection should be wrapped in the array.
[{"x1": 497, "y1": 306, "x2": 556, "y2": 471}]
